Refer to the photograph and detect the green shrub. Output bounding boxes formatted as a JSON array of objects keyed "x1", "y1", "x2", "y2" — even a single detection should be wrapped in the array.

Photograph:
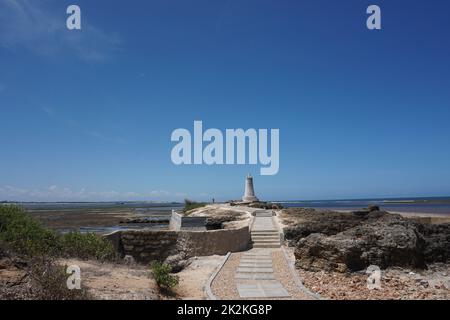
[
  {"x1": 183, "y1": 199, "x2": 206, "y2": 213},
  {"x1": 0, "y1": 205, "x2": 61, "y2": 256},
  {"x1": 60, "y1": 231, "x2": 115, "y2": 261},
  {"x1": 150, "y1": 261, "x2": 179, "y2": 290},
  {"x1": 0, "y1": 205, "x2": 115, "y2": 261}
]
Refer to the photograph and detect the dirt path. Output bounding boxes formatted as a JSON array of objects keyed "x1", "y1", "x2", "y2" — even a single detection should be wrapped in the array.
[{"x1": 59, "y1": 255, "x2": 224, "y2": 300}]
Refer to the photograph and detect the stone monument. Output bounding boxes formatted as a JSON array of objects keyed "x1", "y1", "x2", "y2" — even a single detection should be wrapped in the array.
[{"x1": 242, "y1": 174, "x2": 259, "y2": 202}]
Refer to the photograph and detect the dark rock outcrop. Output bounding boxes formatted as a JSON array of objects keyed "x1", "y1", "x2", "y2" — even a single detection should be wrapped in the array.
[
  {"x1": 283, "y1": 208, "x2": 391, "y2": 243},
  {"x1": 247, "y1": 202, "x2": 283, "y2": 210},
  {"x1": 416, "y1": 223, "x2": 450, "y2": 263},
  {"x1": 285, "y1": 207, "x2": 450, "y2": 272},
  {"x1": 164, "y1": 253, "x2": 191, "y2": 273},
  {"x1": 294, "y1": 215, "x2": 426, "y2": 272}
]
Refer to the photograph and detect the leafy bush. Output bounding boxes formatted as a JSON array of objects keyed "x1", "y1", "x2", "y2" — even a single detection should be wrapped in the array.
[
  {"x1": 0, "y1": 205, "x2": 115, "y2": 261},
  {"x1": 60, "y1": 231, "x2": 115, "y2": 261},
  {"x1": 183, "y1": 199, "x2": 206, "y2": 213},
  {"x1": 150, "y1": 261, "x2": 179, "y2": 290},
  {"x1": 0, "y1": 205, "x2": 61, "y2": 256}
]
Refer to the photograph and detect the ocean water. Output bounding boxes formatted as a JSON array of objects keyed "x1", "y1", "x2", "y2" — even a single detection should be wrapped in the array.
[{"x1": 277, "y1": 197, "x2": 450, "y2": 215}]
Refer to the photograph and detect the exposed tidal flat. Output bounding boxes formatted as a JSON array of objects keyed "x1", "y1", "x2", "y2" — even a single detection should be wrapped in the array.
[{"x1": 16, "y1": 202, "x2": 184, "y2": 234}]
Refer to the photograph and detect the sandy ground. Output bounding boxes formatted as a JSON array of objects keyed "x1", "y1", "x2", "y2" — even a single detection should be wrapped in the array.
[
  {"x1": 175, "y1": 255, "x2": 224, "y2": 299},
  {"x1": 58, "y1": 255, "x2": 224, "y2": 300},
  {"x1": 298, "y1": 265, "x2": 450, "y2": 300},
  {"x1": 396, "y1": 212, "x2": 450, "y2": 224},
  {"x1": 211, "y1": 252, "x2": 241, "y2": 299},
  {"x1": 59, "y1": 258, "x2": 160, "y2": 300},
  {"x1": 188, "y1": 204, "x2": 254, "y2": 229}
]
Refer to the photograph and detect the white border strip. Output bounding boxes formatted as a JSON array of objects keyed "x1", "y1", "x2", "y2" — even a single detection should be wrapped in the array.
[
  {"x1": 204, "y1": 252, "x2": 231, "y2": 300},
  {"x1": 281, "y1": 246, "x2": 323, "y2": 300}
]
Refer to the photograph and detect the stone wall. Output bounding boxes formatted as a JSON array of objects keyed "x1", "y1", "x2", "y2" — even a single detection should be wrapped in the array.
[
  {"x1": 169, "y1": 210, "x2": 207, "y2": 230},
  {"x1": 105, "y1": 226, "x2": 250, "y2": 263}
]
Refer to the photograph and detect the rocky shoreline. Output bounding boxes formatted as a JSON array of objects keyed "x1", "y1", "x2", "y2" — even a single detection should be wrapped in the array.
[{"x1": 279, "y1": 206, "x2": 450, "y2": 299}]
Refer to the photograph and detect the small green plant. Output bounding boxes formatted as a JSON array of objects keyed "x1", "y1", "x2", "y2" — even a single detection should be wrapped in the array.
[
  {"x1": 183, "y1": 199, "x2": 206, "y2": 213},
  {"x1": 60, "y1": 231, "x2": 116, "y2": 261},
  {"x1": 150, "y1": 261, "x2": 179, "y2": 290}
]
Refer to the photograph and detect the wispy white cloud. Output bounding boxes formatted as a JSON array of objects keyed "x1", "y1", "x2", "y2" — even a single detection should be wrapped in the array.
[
  {"x1": 0, "y1": 0, "x2": 122, "y2": 62},
  {"x1": 0, "y1": 185, "x2": 187, "y2": 202}
]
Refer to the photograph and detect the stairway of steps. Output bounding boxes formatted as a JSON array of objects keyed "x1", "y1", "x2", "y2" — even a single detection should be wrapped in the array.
[
  {"x1": 250, "y1": 211, "x2": 281, "y2": 248},
  {"x1": 251, "y1": 230, "x2": 281, "y2": 248}
]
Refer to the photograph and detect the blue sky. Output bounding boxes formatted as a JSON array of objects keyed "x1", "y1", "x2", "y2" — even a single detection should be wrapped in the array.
[{"x1": 1, "y1": 0, "x2": 450, "y2": 202}]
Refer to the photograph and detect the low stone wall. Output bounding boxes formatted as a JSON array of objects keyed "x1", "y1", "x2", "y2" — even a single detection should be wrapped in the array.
[
  {"x1": 105, "y1": 226, "x2": 250, "y2": 263},
  {"x1": 169, "y1": 210, "x2": 207, "y2": 230}
]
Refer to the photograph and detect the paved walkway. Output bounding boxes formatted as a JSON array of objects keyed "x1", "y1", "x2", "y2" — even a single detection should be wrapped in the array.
[
  {"x1": 209, "y1": 208, "x2": 319, "y2": 300},
  {"x1": 235, "y1": 211, "x2": 290, "y2": 298}
]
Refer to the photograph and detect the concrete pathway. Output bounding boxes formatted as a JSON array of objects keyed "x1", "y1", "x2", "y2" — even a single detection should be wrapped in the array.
[
  {"x1": 234, "y1": 211, "x2": 290, "y2": 298},
  {"x1": 251, "y1": 211, "x2": 281, "y2": 248}
]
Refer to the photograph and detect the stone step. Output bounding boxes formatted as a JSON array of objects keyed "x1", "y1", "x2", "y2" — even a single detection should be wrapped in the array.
[
  {"x1": 252, "y1": 243, "x2": 281, "y2": 248},
  {"x1": 239, "y1": 262, "x2": 272, "y2": 266},
  {"x1": 250, "y1": 230, "x2": 280, "y2": 236},
  {"x1": 242, "y1": 252, "x2": 272, "y2": 257},
  {"x1": 252, "y1": 242, "x2": 279, "y2": 246},
  {"x1": 236, "y1": 267, "x2": 273, "y2": 273},
  {"x1": 253, "y1": 213, "x2": 273, "y2": 217},
  {"x1": 252, "y1": 240, "x2": 280, "y2": 244},
  {"x1": 240, "y1": 258, "x2": 272, "y2": 263},
  {"x1": 240, "y1": 260, "x2": 272, "y2": 264},
  {"x1": 251, "y1": 234, "x2": 279, "y2": 238},
  {"x1": 241, "y1": 256, "x2": 272, "y2": 260},
  {"x1": 252, "y1": 239, "x2": 280, "y2": 244},
  {"x1": 252, "y1": 237, "x2": 280, "y2": 242},
  {"x1": 239, "y1": 264, "x2": 273, "y2": 269},
  {"x1": 251, "y1": 235, "x2": 280, "y2": 239}
]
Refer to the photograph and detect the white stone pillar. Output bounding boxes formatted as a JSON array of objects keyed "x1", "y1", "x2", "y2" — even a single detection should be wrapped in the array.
[{"x1": 242, "y1": 174, "x2": 259, "y2": 202}]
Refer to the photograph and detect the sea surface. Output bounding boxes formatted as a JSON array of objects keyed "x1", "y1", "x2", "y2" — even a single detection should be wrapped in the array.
[{"x1": 277, "y1": 197, "x2": 450, "y2": 215}]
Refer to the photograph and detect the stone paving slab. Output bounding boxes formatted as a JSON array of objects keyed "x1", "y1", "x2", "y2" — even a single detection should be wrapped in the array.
[
  {"x1": 239, "y1": 263, "x2": 273, "y2": 268},
  {"x1": 240, "y1": 258, "x2": 272, "y2": 263},
  {"x1": 242, "y1": 253, "x2": 271, "y2": 257},
  {"x1": 239, "y1": 260, "x2": 272, "y2": 264},
  {"x1": 240, "y1": 256, "x2": 272, "y2": 259},
  {"x1": 236, "y1": 267, "x2": 273, "y2": 273},
  {"x1": 235, "y1": 273, "x2": 275, "y2": 280},
  {"x1": 252, "y1": 217, "x2": 276, "y2": 231},
  {"x1": 236, "y1": 282, "x2": 290, "y2": 298},
  {"x1": 234, "y1": 211, "x2": 292, "y2": 299}
]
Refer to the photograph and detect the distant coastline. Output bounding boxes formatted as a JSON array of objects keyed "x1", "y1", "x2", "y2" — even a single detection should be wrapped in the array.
[{"x1": 276, "y1": 196, "x2": 450, "y2": 215}]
